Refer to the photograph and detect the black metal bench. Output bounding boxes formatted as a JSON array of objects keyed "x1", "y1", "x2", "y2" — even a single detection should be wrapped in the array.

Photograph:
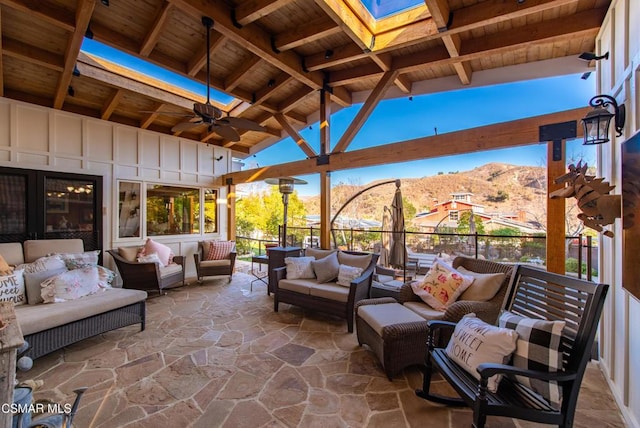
[{"x1": 416, "y1": 265, "x2": 609, "y2": 428}]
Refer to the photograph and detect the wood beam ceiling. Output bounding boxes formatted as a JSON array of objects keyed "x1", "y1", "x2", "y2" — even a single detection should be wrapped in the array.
[
  {"x1": 140, "y1": 103, "x2": 165, "y2": 129},
  {"x1": 274, "y1": 113, "x2": 317, "y2": 158},
  {"x1": 52, "y1": 0, "x2": 94, "y2": 109},
  {"x1": 329, "y1": 8, "x2": 605, "y2": 86},
  {"x1": 224, "y1": 56, "x2": 262, "y2": 92},
  {"x1": 186, "y1": 31, "x2": 226, "y2": 77},
  {"x1": 0, "y1": 0, "x2": 75, "y2": 32},
  {"x1": 221, "y1": 107, "x2": 589, "y2": 184},
  {"x1": 273, "y1": 16, "x2": 341, "y2": 52},
  {"x1": 101, "y1": 89, "x2": 123, "y2": 120},
  {"x1": 2, "y1": 37, "x2": 64, "y2": 72},
  {"x1": 140, "y1": 2, "x2": 173, "y2": 57},
  {"x1": 234, "y1": 0, "x2": 296, "y2": 26},
  {"x1": 166, "y1": 0, "x2": 352, "y2": 107}
]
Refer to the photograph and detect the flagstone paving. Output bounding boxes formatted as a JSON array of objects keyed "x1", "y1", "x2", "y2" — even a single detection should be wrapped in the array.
[{"x1": 18, "y1": 273, "x2": 626, "y2": 427}]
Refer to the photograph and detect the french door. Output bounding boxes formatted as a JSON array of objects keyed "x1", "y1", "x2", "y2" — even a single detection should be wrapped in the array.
[{"x1": 0, "y1": 167, "x2": 102, "y2": 252}]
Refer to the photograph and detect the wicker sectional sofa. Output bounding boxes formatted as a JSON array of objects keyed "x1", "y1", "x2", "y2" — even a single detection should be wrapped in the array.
[{"x1": 0, "y1": 239, "x2": 147, "y2": 359}]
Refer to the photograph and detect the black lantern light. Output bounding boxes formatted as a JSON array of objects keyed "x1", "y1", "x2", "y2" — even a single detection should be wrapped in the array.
[
  {"x1": 582, "y1": 94, "x2": 626, "y2": 145},
  {"x1": 265, "y1": 177, "x2": 307, "y2": 247}
]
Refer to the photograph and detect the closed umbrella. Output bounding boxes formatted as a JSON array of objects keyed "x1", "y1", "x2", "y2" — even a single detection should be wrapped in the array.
[
  {"x1": 379, "y1": 206, "x2": 391, "y2": 267},
  {"x1": 389, "y1": 180, "x2": 406, "y2": 270}
]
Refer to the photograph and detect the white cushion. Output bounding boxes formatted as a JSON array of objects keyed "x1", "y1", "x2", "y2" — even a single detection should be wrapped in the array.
[
  {"x1": 23, "y1": 239, "x2": 83, "y2": 263},
  {"x1": 199, "y1": 259, "x2": 230, "y2": 268},
  {"x1": 304, "y1": 248, "x2": 337, "y2": 260},
  {"x1": 458, "y1": 267, "x2": 505, "y2": 302},
  {"x1": 40, "y1": 266, "x2": 115, "y2": 303},
  {"x1": 278, "y1": 278, "x2": 315, "y2": 295},
  {"x1": 285, "y1": 256, "x2": 316, "y2": 279},
  {"x1": 159, "y1": 263, "x2": 183, "y2": 278},
  {"x1": 337, "y1": 252, "x2": 372, "y2": 270},
  {"x1": 357, "y1": 302, "x2": 425, "y2": 336},
  {"x1": 311, "y1": 252, "x2": 340, "y2": 283},
  {"x1": 445, "y1": 314, "x2": 518, "y2": 392},
  {"x1": 336, "y1": 264, "x2": 363, "y2": 287},
  {"x1": 19, "y1": 256, "x2": 68, "y2": 305},
  {"x1": 403, "y1": 301, "x2": 446, "y2": 321},
  {"x1": 0, "y1": 269, "x2": 26, "y2": 306},
  {"x1": 308, "y1": 282, "x2": 349, "y2": 302}
]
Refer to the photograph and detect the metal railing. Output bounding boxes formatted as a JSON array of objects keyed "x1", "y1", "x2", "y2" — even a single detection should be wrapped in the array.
[{"x1": 236, "y1": 226, "x2": 598, "y2": 280}]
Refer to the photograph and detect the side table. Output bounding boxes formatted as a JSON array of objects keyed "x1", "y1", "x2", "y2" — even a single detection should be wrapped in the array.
[{"x1": 250, "y1": 255, "x2": 269, "y2": 292}]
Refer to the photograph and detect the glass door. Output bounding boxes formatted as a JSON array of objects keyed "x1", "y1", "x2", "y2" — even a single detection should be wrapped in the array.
[{"x1": 0, "y1": 168, "x2": 37, "y2": 243}]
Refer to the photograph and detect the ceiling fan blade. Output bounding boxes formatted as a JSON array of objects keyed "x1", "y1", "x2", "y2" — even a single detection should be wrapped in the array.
[
  {"x1": 211, "y1": 124, "x2": 241, "y2": 142},
  {"x1": 219, "y1": 117, "x2": 266, "y2": 132},
  {"x1": 171, "y1": 121, "x2": 202, "y2": 132}
]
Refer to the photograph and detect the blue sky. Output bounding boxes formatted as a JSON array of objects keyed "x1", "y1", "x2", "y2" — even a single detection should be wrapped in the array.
[
  {"x1": 244, "y1": 74, "x2": 596, "y2": 196},
  {"x1": 361, "y1": 0, "x2": 423, "y2": 18}
]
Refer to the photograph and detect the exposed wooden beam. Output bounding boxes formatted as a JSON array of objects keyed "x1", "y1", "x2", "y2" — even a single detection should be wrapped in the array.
[
  {"x1": 167, "y1": 0, "x2": 352, "y2": 107},
  {"x1": 235, "y1": 0, "x2": 294, "y2": 26},
  {"x1": 394, "y1": 75, "x2": 412, "y2": 94},
  {"x1": 0, "y1": 0, "x2": 75, "y2": 32},
  {"x1": 101, "y1": 89, "x2": 124, "y2": 120},
  {"x1": 278, "y1": 87, "x2": 315, "y2": 113},
  {"x1": 224, "y1": 56, "x2": 262, "y2": 92},
  {"x1": 423, "y1": 0, "x2": 449, "y2": 29},
  {"x1": 52, "y1": 0, "x2": 94, "y2": 109},
  {"x1": 313, "y1": 0, "x2": 372, "y2": 51},
  {"x1": 140, "y1": 103, "x2": 165, "y2": 129},
  {"x1": 332, "y1": 70, "x2": 399, "y2": 154},
  {"x1": 221, "y1": 108, "x2": 589, "y2": 184},
  {"x1": 140, "y1": 2, "x2": 174, "y2": 57},
  {"x1": 320, "y1": 171, "x2": 331, "y2": 249},
  {"x1": 274, "y1": 113, "x2": 317, "y2": 158},
  {"x1": 303, "y1": 0, "x2": 582, "y2": 70},
  {"x1": 252, "y1": 74, "x2": 294, "y2": 106},
  {"x1": 546, "y1": 140, "x2": 566, "y2": 274},
  {"x1": 319, "y1": 88, "x2": 331, "y2": 156},
  {"x1": 186, "y1": 31, "x2": 226, "y2": 77},
  {"x1": 330, "y1": 8, "x2": 605, "y2": 85},
  {"x1": 2, "y1": 37, "x2": 65, "y2": 72},
  {"x1": 273, "y1": 17, "x2": 341, "y2": 52}
]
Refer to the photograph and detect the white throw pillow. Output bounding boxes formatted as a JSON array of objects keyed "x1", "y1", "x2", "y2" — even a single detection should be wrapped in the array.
[
  {"x1": 285, "y1": 256, "x2": 316, "y2": 279},
  {"x1": 458, "y1": 267, "x2": 506, "y2": 302},
  {"x1": 411, "y1": 260, "x2": 475, "y2": 310},
  {"x1": 311, "y1": 252, "x2": 340, "y2": 283},
  {"x1": 336, "y1": 264, "x2": 363, "y2": 287},
  {"x1": 40, "y1": 266, "x2": 114, "y2": 303},
  {"x1": 137, "y1": 252, "x2": 163, "y2": 265},
  {"x1": 18, "y1": 255, "x2": 68, "y2": 305},
  {"x1": 445, "y1": 314, "x2": 518, "y2": 392},
  {"x1": 56, "y1": 250, "x2": 101, "y2": 270},
  {"x1": 0, "y1": 269, "x2": 26, "y2": 306}
]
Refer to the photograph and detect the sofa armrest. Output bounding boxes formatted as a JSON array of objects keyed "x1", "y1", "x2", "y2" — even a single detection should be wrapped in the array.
[
  {"x1": 273, "y1": 266, "x2": 287, "y2": 285},
  {"x1": 398, "y1": 281, "x2": 421, "y2": 304}
]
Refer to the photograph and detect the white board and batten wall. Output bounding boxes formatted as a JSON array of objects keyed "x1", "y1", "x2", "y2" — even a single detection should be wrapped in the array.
[
  {"x1": 596, "y1": 0, "x2": 640, "y2": 427},
  {"x1": 0, "y1": 97, "x2": 232, "y2": 278}
]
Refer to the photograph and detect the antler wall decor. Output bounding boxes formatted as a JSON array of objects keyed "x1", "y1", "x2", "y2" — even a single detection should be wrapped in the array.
[{"x1": 549, "y1": 161, "x2": 621, "y2": 237}]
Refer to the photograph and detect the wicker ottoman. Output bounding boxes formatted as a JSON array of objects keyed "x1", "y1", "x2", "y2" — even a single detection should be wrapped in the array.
[{"x1": 355, "y1": 299, "x2": 430, "y2": 380}]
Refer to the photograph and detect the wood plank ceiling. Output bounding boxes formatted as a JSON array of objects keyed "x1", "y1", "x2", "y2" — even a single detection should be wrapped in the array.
[{"x1": 0, "y1": 0, "x2": 609, "y2": 156}]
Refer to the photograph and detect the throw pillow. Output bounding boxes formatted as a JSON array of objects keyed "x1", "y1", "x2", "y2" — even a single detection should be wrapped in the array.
[
  {"x1": 445, "y1": 314, "x2": 518, "y2": 392},
  {"x1": 0, "y1": 269, "x2": 26, "y2": 306},
  {"x1": 137, "y1": 252, "x2": 163, "y2": 265},
  {"x1": 499, "y1": 311, "x2": 566, "y2": 406},
  {"x1": 337, "y1": 252, "x2": 372, "y2": 270},
  {"x1": 285, "y1": 257, "x2": 316, "y2": 280},
  {"x1": 118, "y1": 246, "x2": 140, "y2": 262},
  {"x1": 205, "y1": 240, "x2": 234, "y2": 261},
  {"x1": 304, "y1": 248, "x2": 337, "y2": 260},
  {"x1": 311, "y1": 251, "x2": 340, "y2": 283},
  {"x1": 40, "y1": 266, "x2": 109, "y2": 303},
  {"x1": 140, "y1": 239, "x2": 173, "y2": 266},
  {"x1": 411, "y1": 260, "x2": 475, "y2": 310},
  {"x1": 18, "y1": 255, "x2": 68, "y2": 306},
  {"x1": 0, "y1": 254, "x2": 12, "y2": 275},
  {"x1": 336, "y1": 264, "x2": 363, "y2": 287},
  {"x1": 458, "y1": 267, "x2": 506, "y2": 302},
  {"x1": 56, "y1": 250, "x2": 101, "y2": 270}
]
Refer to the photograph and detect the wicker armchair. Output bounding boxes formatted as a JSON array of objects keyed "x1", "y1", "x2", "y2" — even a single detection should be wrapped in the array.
[
  {"x1": 193, "y1": 241, "x2": 236, "y2": 283},
  {"x1": 106, "y1": 248, "x2": 185, "y2": 295}
]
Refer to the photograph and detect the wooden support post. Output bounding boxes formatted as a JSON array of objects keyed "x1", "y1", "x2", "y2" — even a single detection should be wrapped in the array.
[
  {"x1": 227, "y1": 183, "x2": 236, "y2": 241},
  {"x1": 320, "y1": 171, "x2": 331, "y2": 249},
  {"x1": 320, "y1": 88, "x2": 331, "y2": 155},
  {"x1": 0, "y1": 303, "x2": 25, "y2": 428},
  {"x1": 547, "y1": 139, "x2": 566, "y2": 274}
]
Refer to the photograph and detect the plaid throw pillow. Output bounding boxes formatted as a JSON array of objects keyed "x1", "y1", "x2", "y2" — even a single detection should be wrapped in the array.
[
  {"x1": 206, "y1": 241, "x2": 234, "y2": 261},
  {"x1": 499, "y1": 311, "x2": 566, "y2": 406}
]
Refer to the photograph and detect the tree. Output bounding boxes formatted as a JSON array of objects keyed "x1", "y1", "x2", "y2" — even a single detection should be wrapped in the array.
[
  {"x1": 456, "y1": 211, "x2": 485, "y2": 235},
  {"x1": 238, "y1": 186, "x2": 307, "y2": 239}
]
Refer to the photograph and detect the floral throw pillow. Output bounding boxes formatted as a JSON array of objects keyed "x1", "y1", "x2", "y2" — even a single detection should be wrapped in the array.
[
  {"x1": 411, "y1": 260, "x2": 475, "y2": 310},
  {"x1": 40, "y1": 266, "x2": 114, "y2": 303},
  {"x1": 285, "y1": 257, "x2": 316, "y2": 279},
  {"x1": 57, "y1": 250, "x2": 101, "y2": 270}
]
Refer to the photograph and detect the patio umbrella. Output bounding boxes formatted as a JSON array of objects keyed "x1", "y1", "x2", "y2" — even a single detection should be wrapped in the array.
[
  {"x1": 388, "y1": 180, "x2": 406, "y2": 270},
  {"x1": 379, "y1": 206, "x2": 391, "y2": 267}
]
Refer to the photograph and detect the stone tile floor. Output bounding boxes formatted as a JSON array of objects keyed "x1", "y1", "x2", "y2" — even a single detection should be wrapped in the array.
[{"x1": 18, "y1": 273, "x2": 626, "y2": 427}]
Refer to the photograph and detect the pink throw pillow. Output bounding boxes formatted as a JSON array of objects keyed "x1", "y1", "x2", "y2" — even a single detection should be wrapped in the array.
[
  {"x1": 205, "y1": 241, "x2": 234, "y2": 260},
  {"x1": 411, "y1": 260, "x2": 475, "y2": 310},
  {"x1": 139, "y1": 239, "x2": 174, "y2": 267}
]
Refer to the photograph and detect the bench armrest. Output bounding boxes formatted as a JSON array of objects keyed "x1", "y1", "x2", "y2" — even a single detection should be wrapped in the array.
[{"x1": 477, "y1": 363, "x2": 577, "y2": 383}]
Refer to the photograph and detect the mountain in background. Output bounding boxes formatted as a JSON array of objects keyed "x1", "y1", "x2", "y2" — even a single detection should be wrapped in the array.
[{"x1": 301, "y1": 163, "x2": 549, "y2": 226}]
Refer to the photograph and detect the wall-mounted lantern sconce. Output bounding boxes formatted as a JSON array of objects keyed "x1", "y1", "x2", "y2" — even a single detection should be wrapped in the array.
[
  {"x1": 582, "y1": 95, "x2": 625, "y2": 145},
  {"x1": 215, "y1": 155, "x2": 223, "y2": 161},
  {"x1": 265, "y1": 177, "x2": 307, "y2": 247}
]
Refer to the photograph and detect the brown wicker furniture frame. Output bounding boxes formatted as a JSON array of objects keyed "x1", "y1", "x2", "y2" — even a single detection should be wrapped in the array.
[
  {"x1": 193, "y1": 241, "x2": 236, "y2": 283},
  {"x1": 417, "y1": 265, "x2": 609, "y2": 428},
  {"x1": 356, "y1": 256, "x2": 515, "y2": 378},
  {"x1": 107, "y1": 249, "x2": 185, "y2": 295},
  {"x1": 355, "y1": 298, "x2": 429, "y2": 379},
  {"x1": 24, "y1": 301, "x2": 146, "y2": 360},
  {"x1": 273, "y1": 251, "x2": 379, "y2": 333}
]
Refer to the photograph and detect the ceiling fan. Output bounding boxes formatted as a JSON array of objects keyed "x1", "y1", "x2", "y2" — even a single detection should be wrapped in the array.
[{"x1": 170, "y1": 17, "x2": 266, "y2": 142}]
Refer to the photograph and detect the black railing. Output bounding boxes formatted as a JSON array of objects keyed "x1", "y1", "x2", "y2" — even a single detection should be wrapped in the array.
[{"x1": 256, "y1": 226, "x2": 599, "y2": 280}]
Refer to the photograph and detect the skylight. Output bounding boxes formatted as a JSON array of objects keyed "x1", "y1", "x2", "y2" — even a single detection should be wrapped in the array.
[
  {"x1": 81, "y1": 39, "x2": 236, "y2": 105},
  {"x1": 359, "y1": 0, "x2": 424, "y2": 19}
]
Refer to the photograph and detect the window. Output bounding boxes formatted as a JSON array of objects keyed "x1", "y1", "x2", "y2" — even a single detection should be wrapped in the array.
[
  {"x1": 145, "y1": 185, "x2": 217, "y2": 236},
  {"x1": 118, "y1": 181, "x2": 141, "y2": 238},
  {"x1": 449, "y1": 211, "x2": 459, "y2": 222}
]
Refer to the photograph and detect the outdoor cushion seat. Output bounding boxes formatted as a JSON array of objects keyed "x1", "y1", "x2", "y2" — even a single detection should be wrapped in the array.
[
  {"x1": 159, "y1": 263, "x2": 183, "y2": 278},
  {"x1": 193, "y1": 240, "x2": 236, "y2": 283},
  {"x1": 402, "y1": 301, "x2": 445, "y2": 321}
]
